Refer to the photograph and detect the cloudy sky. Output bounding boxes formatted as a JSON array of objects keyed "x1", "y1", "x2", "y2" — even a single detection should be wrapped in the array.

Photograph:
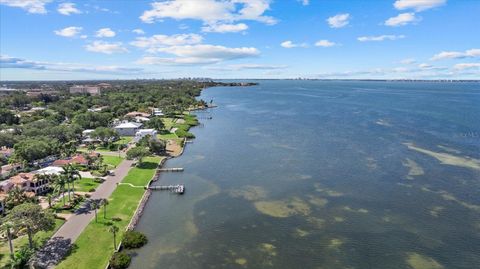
[{"x1": 0, "y1": 0, "x2": 479, "y2": 80}]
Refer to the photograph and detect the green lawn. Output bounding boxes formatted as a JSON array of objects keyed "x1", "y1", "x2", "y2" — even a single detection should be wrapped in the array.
[
  {"x1": 75, "y1": 177, "x2": 101, "y2": 192},
  {"x1": 114, "y1": 136, "x2": 132, "y2": 145},
  {"x1": 101, "y1": 155, "x2": 124, "y2": 168},
  {"x1": 0, "y1": 219, "x2": 65, "y2": 267},
  {"x1": 56, "y1": 156, "x2": 162, "y2": 269},
  {"x1": 157, "y1": 133, "x2": 178, "y2": 140}
]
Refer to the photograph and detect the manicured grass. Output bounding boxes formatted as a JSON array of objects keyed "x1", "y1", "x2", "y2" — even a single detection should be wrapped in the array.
[
  {"x1": 102, "y1": 155, "x2": 124, "y2": 168},
  {"x1": 0, "y1": 219, "x2": 65, "y2": 267},
  {"x1": 56, "y1": 156, "x2": 162, "y2": 269},
  {"x1": 115, "y1": 136, "x2": 132, "y2": 145},
  {"x1": 75, "y1": 177, "x2": 101, "y2": 192},
  {"x1": 161, "y1": 117, "x2": 175, "y2": 129},
  {"x1": 157, "y1": 133, "x2": 178, "y2": 140}
]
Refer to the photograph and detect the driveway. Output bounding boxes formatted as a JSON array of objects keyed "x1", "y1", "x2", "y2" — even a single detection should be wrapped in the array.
[{"x1": 31, "y1": 159, "x2": 134, "y2": 268}]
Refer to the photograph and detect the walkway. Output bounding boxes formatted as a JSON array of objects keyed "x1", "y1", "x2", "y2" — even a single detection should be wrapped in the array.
[{"x1": 31, "y1": 159, "x2": 134, "y2": 268}]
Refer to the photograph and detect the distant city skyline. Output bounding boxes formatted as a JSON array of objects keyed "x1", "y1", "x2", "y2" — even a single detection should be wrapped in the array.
[{"x1": 1, "y1": 0, "x2": 479, "y2": 80}]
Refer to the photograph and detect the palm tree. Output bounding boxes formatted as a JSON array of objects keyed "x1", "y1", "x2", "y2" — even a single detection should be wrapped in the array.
[
  {"x1": 100, "y1": 199, "x2": 109, "y2": 219},
  {"x1": 0, "y1": 221, "x2": 14, "y2": 257},
  {"x1": 6, "y1": 186, "x2": 27, "y2": 208},
  {"x1": 53, "y1": 176, "x2": 67, "y2": 206},
  {"x1": 46, "y1": 193, "x2": 53, "y2": 208},
  {"x1": 61, "y1": 164, "x2": 81, "y2": 201},
  {"x1": 109, "y1": 225, "x2": 119, "y2": 250},
  {"x1": 91, "y1": 200, "x2": 99, "y2": 223}
]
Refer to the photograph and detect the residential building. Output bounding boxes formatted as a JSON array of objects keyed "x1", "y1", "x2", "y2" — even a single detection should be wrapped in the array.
[
  {"x1": 134, "y1": 129, "x2": 158, "y2": 142},
  {"x1": 70, "y1": 85, "x2": 101, "y2": 95},
  {"x1": 8, "y1": 172, "x2": 49, "y2": 194},
  {"x1": 152, "y1": 108, "x2": 164, "y2": 116},
  {"x1": 125, "y1": 111, "x2": 151, "y2": 118},
  {"x1": 52, "y1": 153, "x2": 98, "y2": 167},
  {"x1": 0, "y1": 147, "x2": 14, "y2": 158},
  {"x1": 0, "y1": 163, "x2": 21, "y2": 178},
  {"x1": 114, "y1": 121, "x2": 143, "y2": 136}
]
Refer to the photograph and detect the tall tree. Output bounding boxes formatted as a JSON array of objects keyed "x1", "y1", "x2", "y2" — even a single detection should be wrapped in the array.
[
  {"x1": 61, "y1": 164, "x2": 81, "y2": 201},
  {"x1": 109, "y1": 225, "x2": 119, "y2": 250},
  {"x1": 0, "y1": 221, "x2": 15, "y2": 257},
  {"x1": 101, "y1": 199, "x2": 109, "y2": 219},
  {"x1": 53, "y1": 176, "x2": 67, "y2": 206},
  {"x1": 6, "y1": 203, "x2": 55, "y2": 249}
]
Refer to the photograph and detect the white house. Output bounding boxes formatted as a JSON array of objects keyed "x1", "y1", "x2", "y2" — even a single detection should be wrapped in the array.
[
  {"x1": 152, "y1": 108, "x2": 164, "y2": 116},
  {"x1": 82, "y1": 129, "x2": 95, "y2": 137},
  {"x1": 134, "y1": 129, "x2": 158, "y2": 142},
  {"x1": 33, "y1": 166, "x2": 64, "y2": 176},
  {"x1": 114, "y1": 122, "x2": 143, "y2": 136}
]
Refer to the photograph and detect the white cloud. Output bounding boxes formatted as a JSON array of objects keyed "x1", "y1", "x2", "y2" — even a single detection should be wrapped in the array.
[
  {"x1": 453, "y1": 63, "x2": 480, "y2": 70},
  {"x1": 315, "y1": 40, "x2": 336, "y2": 47},
  {"x1": 394, "y1": 0, "x2": 446, "y2": 12},
  {"x1": 202, "y1": 23, "x2": 248, "y2": 33},
  {"x1": 418, "y1": 63, "x2": 433, "y2": 69},
  {"x1": 136, "y1": 44, "x2": 260, "y2": 65},
  {"x1": 327, "y1": 13, "x2": 350, "y2": 28},
  {"x1": 385, "y1": 13, "x2": 419, "y2": 26},
  {"x1": 205, "y1": 64, "x2": 288, "y2": 71},
  {"x1": 131, "y1": 34, "x2": 203, "y2": 53},
  {"x1": 140, "y1": 0, "x2": 277, "y2": 30},
  {"x1": 280, "y1": 40, "x2": 308, "y2": 48},
  {"x1": 85, "y1": 41, "x2": 128, "y2": 54},
  {"x1": 54, "y1": 26, "x2": 83, "y2": 38},
  {"x1": 431, "y1": 49, "x2": 480, "y2": 60},
  {"x1": 0, "y1": 0, "x2": 51, "y2": 14},
  {"x1": 132, "y1": 29, "x2": 145, "y2": 35},
  {"x1": 0, "y1": 55, "x2": 143, "y2": 74},
  {"x1": 57, "y1": 2, "x2": 81, "y2": 15},
  {"x1": 96, "y1": 28, "x2": 116, "y2": 38},
  {"x1": 298, "y1": 0, "x2": 309, "y2": 5},
  {"x1": 357, "y1": 35, "x2": 405, "y2": 42},
  {"x1": 400, "y1": 58, "x2": 416, "y2": 64}
]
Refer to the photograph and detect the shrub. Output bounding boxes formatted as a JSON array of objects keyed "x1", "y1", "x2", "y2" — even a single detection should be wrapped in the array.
[
  {"x1": 88, "y1": 188, "x2": 96, "y2": 192},
  {"x1": 109, "y1": 252, "x2": 131, "y2": 269},
  {"x1": 112, "y1": 217, "x2": 122, "y2": 222},
  {"x1": 122, "y1": 231, "x2": 148, "y2": 249}
]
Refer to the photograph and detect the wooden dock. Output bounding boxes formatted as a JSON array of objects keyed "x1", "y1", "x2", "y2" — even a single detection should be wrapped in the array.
[
  {"x1": 158, "y1": 167, "x2": 184, "y2": 172},
  {"x1": 148, "y1": 184, "x2": 185, "y2": 194}
]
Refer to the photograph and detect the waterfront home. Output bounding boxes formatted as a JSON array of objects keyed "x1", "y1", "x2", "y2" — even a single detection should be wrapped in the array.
[
  {"x1": 52, "y1": 153, "x2": 98, "y2": 167},
  {"x1": 33, "y1": 166, "x2": 63, "y2": 176},
  {"x1": 8, "y1": 173, "x2": 49, "y2": 195},
  {"x1": 134, "y1": 129, "x2": 158, "y2": 142},
  {"x1": 114, "y1": 121, "x2": 143, "y2": 136}
]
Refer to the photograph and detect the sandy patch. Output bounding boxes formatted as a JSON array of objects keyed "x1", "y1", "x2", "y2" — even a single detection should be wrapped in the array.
[
  {"x1": 403, "y1": 158, "x2": 425, "y2": 179},
  {"x1": 314, "y1": 183, "x2": 344, "y2": 197},
  {"x1": 421, "y1": 186, "x2": 480, "y2": 212},
  {"x1": 343, "y1": 206, "x2": 369, "y2": 214},
  {"x1": 254, "y1": 197, "x2": 311, "y2": 218},
  {"x1": 404, "y1": 143, "x2": 480, "y2": 171},
  {"x1": 406, "y1": 253, "x2": 443, "y2": 269},
  {"x1": 429, "y1": 206, "x2": 444, "y2": 217},
  {"x1": 328, "y1": 238, "x2": 344, "y2": 249},
  {"x1": 166, "y1": 139, "x2": 183, "y2": 157},
  {"x1": 235, "y1": 258, "x2": 247, "y2": 266},
  {"x1": 294, "y1": 228, "x2": 310, "y2": 237}
]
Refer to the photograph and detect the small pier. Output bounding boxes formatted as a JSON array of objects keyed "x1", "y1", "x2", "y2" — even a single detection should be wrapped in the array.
[
  {"x1": 148, "y1": 184, "x2": 185, "y2": 194},
  {"x1": 158, "y1": 167, "x2": 184, "y2": 172}
]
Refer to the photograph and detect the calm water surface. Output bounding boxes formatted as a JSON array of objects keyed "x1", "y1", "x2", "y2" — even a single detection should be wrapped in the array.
[{"x1": 130, "y1": 81, "x2": 480, "y2": 269}]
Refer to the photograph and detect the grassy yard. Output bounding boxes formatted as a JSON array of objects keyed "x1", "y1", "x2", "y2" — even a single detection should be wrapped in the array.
[
  {"x1": 56, "y1": 156, "x2": 162, "y2": 269},
  {"x1": 75, "y1": 177, "x2": 101, "y2": 192},
  {"x1": 157, "y1": 133, "x2": 178, "y2": 140},
  {"x1": 114, "y1": 136, "x2": 132, "y2": 145},
  {"x1": 0, "y1": 219, "x2": 65, "y2": 267},
  {"x1": 101, "y1": 155, "x2": 124, "y2": 168}
]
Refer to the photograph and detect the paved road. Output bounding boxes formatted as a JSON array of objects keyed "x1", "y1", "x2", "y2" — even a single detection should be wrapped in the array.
[
  {"x1": 54, "y1": 159, "x2": 133, "y2": 240},
  {"x1": 32, "y1": 159, "x2": 134, "y2": 268}
]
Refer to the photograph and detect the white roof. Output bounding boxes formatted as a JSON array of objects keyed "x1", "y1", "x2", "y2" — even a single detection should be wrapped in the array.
[
  {"x1": 33, "y1": 166, "x2": 63, "y2": 175},
  {"x1": 114, "y1": 122, "x2": 142, "y2": 129},
  {"x1": 82, "y1": 129, "x2": 95, "y2": 134},
  {"x1": 136, "y1": 129, "x2": 156, "y2": 134}
]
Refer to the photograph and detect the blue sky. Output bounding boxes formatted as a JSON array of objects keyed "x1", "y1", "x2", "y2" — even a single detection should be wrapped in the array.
[{"x1": 0, "y1": 0, "x2": 479, "y2": 80}]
